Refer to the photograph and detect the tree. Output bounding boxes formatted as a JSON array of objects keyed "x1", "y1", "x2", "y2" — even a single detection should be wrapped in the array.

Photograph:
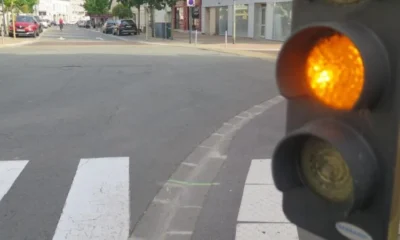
[
  {"x1": 83, "y1": 0, "x2": 109, "y2": 14},
  {"x1": 112, "y1": 4, "x2": 133, "y2": 19}
]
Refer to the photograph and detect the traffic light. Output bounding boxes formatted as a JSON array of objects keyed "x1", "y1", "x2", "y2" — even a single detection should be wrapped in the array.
[{"x1": 271, "y1": 0, "x2": 400, "y2": 240}]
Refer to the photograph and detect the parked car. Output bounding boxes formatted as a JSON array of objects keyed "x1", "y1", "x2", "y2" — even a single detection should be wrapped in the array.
[
  {"x1": 112, "y1": 19, "x2": 138, "y2": 36},
  {"x1": 8, "y1": 15, "x2": 40, "y2": 37},
  {"x1": 77, "y1": 20, "x2": 85, "y2": 28},
  {"x1": 32, "y1": 16, "x2": 43, "y2": 33},
  {"x1": 102, "y1": 20, "x2": 116, "y2": 34},
  {"x1": 39, "y1": 18, "x2": 49, "y2": 28}
]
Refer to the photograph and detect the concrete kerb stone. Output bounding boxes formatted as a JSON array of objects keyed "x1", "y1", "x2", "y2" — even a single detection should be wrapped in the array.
[
  {"x1": 137, "y1": 39, "x2": 278, "y2": 61},
  {"x1": 128, "y1": 95, "x2": 285, "y2": 240}
]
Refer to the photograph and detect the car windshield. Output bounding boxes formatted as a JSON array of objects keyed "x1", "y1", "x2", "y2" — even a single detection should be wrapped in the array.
[
  {"x1": 121, "y1": 20, "x2": 134, "y2": 25},
  {"x1": 15, "y1": 16, "x2": 34, "y2": 22}
]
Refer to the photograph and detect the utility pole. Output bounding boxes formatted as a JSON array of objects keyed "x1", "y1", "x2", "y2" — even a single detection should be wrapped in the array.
[{"x1": 232, "y1": 0, "x2": 236, "y2": 44}]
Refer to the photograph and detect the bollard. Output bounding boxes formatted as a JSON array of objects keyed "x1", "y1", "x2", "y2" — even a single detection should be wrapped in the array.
[
  {"x1": 195, "y1": 30, "x2": 198, "y2": 46},
  {"x1": 225, "y1": 30, "x2": 228, "y2": 48}
]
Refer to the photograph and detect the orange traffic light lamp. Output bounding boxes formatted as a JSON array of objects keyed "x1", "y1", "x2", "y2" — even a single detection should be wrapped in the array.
[{"x1": 276, "y1": 22, "x2": 390, "y2": 111}]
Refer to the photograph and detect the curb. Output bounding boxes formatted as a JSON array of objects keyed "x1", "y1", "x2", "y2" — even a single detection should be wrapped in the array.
[
  {"x1": 136, "y1": 40, "x2": 279, "y2": 61},
  {"x1": 86, "y1": 28, "x2": 279, "y2": 60},
  {"x1": 129, "y1": 96, "x2": 284, "y2": 240}
]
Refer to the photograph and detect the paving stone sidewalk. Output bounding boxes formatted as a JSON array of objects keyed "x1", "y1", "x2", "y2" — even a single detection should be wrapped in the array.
[{"x1": 137, "y1": 31, "x2": 282, "y2": 60}]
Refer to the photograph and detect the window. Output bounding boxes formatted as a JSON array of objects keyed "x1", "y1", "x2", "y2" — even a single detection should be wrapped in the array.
[{"x1": 16, "y1": 16, "x2": 34, "y2": 22}]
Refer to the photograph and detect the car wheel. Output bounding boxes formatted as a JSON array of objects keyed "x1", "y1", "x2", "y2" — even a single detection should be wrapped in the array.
[{"x1": 134, "y1": 32, "x2": 137, "y2": 35}]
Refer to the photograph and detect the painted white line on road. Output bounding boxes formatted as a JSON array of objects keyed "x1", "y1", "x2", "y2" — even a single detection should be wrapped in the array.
[
  {"x1": 0, "y1": 160, "x2": 29, "y2": 201},
  {"x1": 43, "y1": 35, "x2": 88, "y2": 38},
  {"x1": 96, "y1": 37, "x2": 104, "y2": 41},
  {"x1": 236, "y1": 223, "x2": 298, "y2": 240},
  {"x1": 236, "y1": 159, "x2": 297, "y2": 239},
  {"x1": 52, "y1": 157, "x2": 130, "y2": 240},
  {"x1": 245, "y1": 159, "x2": 273, "y2": 185},
  {"x1": 59, "y1": 37, "x2": 65, "y2": 40},
  {"x1": 237, "y1": 185, "x2": 288, "y2": 222}
]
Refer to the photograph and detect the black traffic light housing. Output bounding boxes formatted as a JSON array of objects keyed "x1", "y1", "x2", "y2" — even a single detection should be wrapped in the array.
[{"x1": 271, "y1": 0, "x2": 400, "y2": 239}]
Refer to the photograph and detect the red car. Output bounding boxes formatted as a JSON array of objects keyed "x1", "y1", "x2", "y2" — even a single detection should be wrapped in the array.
[{"x1": 9, "y1": 15, "x2": 40, "y2": 37}]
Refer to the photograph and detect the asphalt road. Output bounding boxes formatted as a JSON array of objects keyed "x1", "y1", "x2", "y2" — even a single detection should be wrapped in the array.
[
  {"x1": 0, "y1": 35, "x2": 279, "y2": 240},
  {"x1": 36, "y1": 24, "x2": 138, "y2": 44}
]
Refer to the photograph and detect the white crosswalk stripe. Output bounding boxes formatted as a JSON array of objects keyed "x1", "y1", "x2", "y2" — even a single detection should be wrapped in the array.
[
  {"x1": 236, "y1": 159, "x2": 298, "y2": 240},
  {"x1": 0, "y1": 157, "x2": 130, "y2": 240},
  {"x1": 0, "y1": 160, "x2": 29, "y2": 201}
]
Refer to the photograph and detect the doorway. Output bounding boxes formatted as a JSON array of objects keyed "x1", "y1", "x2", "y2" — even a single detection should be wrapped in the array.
[{"x1": 260, "y1": 5, "x2": 266, "y2": 38}]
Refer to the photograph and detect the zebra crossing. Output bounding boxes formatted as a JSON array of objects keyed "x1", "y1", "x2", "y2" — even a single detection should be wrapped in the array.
[
  {"x1": 235, "y1": 159, "x2": 298, "y2": 240},
  {"x1": 0, "y1": 157, "x2": 130, "y2": 240}
]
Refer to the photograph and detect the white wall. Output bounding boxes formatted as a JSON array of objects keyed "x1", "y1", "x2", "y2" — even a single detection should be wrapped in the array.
[{"x1": 37, "y1": 0, "x2": 71, "y2": 21}]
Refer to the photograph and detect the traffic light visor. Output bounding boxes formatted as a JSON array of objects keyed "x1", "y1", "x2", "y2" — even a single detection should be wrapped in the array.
[{"x1": 276, "y1": 23, "x2": 389, "y2": 110}]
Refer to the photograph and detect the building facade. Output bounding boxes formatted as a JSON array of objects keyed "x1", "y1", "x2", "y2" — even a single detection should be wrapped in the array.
[
  {"x1": 172, "y1": 0, "x2": 202, "y2": 31},
  {"x1": 201, "y1": 0, "x2": 292, "y2": 41},
  {"x1": 36, "y1": 0, "x2": 71, "y2": 22},
  {"x1": 69, "y1": 0, "x2": 86, "y2": 23}
]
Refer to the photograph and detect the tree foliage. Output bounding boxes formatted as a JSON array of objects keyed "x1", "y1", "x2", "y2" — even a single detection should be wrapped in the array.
[
  {"x1": 163, "y1": 0, "x2": 176, "y2": 7},
  {"x1": 83, "y1": 0, "x2": 110, "y2": 14},
  {"x1": 112, "y1": 4, "x2": 133, "y2": 19},
  {"x1": 3, "y1": 0, "x2": 37, "y2": 12}
]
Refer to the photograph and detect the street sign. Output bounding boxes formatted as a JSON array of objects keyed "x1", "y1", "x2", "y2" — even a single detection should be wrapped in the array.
[
  {"x1": 192, "y1": 7, "x2": 200, "y2": 18},
  {"x1": 187, "y1": 0, "x2": 195, "y2": 7}
]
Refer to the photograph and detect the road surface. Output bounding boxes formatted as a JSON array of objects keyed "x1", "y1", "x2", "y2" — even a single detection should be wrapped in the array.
[{"x1": 0, "y1": 25, "x2": 282, "y2": 240}]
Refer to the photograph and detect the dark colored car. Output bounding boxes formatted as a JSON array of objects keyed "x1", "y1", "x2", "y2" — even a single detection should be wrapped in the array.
[
  {"x1": 84, "y1": 20, "x2": 91, "y2": 28},
  {"x1": 102, "y1": 20, "x2": 116, "y2": 34},
  {"x1": 8, "y1": 15, "x2": 40, "y2": 37},
  {"x1": 113, "y1": 19, "x2": 137, "y2": 36}
]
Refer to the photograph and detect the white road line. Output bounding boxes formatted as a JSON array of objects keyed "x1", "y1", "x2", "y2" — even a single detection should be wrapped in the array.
[
  {"x1": 52, "y1": 157, "x2": 130, "y2": 240},
  {"x1": 96, "y1": 37, "x2": 104, "y2": 41},
  {"x1": 236, "y1": 159, "x2": 298, "y2": 240},
  {"x1": 0, "y1": 160, "x2": 29, "y2": 201}
]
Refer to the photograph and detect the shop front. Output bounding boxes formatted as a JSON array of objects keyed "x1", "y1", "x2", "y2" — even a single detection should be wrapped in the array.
[
  {"x1": 172, "y1": 0, "x2": 202, "y2": 31},
  {"x1": 201, "y1": 0, "x2": 292, "y2": 41}
]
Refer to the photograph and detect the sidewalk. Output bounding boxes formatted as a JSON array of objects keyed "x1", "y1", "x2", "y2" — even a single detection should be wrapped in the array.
[
  {"x1": 136, "y1": 31, "x2": 282, "y2": 60},
  {"x1": 0, "y1": 36, "x2": 38, "y2": 48}
]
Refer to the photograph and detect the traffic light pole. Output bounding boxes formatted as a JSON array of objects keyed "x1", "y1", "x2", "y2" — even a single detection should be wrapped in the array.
[
  {"x1": 232, "y1": 0, "x2": 236, "y2": 44},
  {"x1": 188, "y1": 7, "x2": 192, "y2": 44}
]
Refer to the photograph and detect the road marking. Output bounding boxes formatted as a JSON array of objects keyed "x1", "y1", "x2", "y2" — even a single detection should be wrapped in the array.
[
  {"x1": 236, "y1": 159, "x2": 298, "y2": 240},
  {"x1": 0, "y1": 160, "x2": 29, "y2": 201},
  {"x1": 96, "y1": 37, "x2": 104, "y2": 41},
  {"x1": 59, "y1": 37, "x2": 65, "y2": 40},
  {"x1": 52, "y1": 157, "x2": 130, "y2": 240}
]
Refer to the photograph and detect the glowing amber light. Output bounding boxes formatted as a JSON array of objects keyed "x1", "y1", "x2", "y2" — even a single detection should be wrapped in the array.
[{"x1": 306, "y1": 33, "x2": 364, "y2": 110}]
